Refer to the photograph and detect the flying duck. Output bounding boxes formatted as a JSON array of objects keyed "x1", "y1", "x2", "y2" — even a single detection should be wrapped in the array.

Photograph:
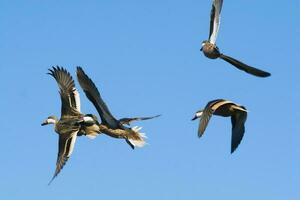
[
  {"x1": 76, "y1": 67, "x2": 160, "y2": 149},
  {"x1": 41, "y1": 66, "x2": 100, "y2": 184},
  {"x1": 201, "y1": 0, "x2": 271, "y2": 77},
  {"x1": 192, "y1": 99, "x2": 247, "y2": 153}
]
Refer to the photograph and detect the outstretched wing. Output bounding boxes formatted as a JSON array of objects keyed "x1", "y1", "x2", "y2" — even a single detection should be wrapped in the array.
[
  {"x1": 48, "y1": 131, "x2": 78, "y2": 185},
  {"x1": 208, "y1": 0, "x2": 223, "y2": 44},
  {"x1": 230, "y1": 109, "x2": 247, "y2": 153},
  {"x1": 198, "y1": 99, "x2": 231, "y2": 137},
  {"x1": 198, "y1": 99, "x2": 222, "y2": 137},
  {"x1": 220, "y1": 54, "x2": 271, "y2": 77},
  {"x1": 48, "y1": 66, "x2": 81, "y2": 117},
  {"x1": 76, "y1": 67, "x2": 120, "y2": 128},
  {"x1": 119, "y1": 115, "x2": 161, "y2": 125},
  {"x1": 198, "y1": 106, "x2": 214, "y2": 137}
]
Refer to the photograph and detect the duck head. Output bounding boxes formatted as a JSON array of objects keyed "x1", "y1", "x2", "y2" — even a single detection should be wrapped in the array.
[
  {"x1": 191, "y1": 110, "x2": 203, "y2": 121},
  {"x1": 200, "y1": 40, "x2": 208, "y2": 51},
  {"x1": 41, "y1": 116, "x2": 58, "y2": 126}
]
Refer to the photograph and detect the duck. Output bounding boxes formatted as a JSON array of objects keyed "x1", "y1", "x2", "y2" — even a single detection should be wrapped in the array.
[
  {"x1": 192, "y1": 99, "x2": 247, "y2": 153},
  {"x1": 41, "y1": 66, "x2": 100, "y2": 184},
  {"x1": 76, "y1": 66, "x2": 160, "y2": 149},
  {"x1": 200, "y1": 0, "x2": 271, "y2": 77}
]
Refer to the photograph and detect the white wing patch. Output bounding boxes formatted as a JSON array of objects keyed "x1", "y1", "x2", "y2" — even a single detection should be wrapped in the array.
[
  {"x1": 209, "y1": 0, "x2": 223, "y2": 44},
  {"x1": 66, "y1": 134, "x2": 77, "y2": 157},
  {"x1": 73, "y1": 89, "x2": 81, "y2": 112},
  {"x1": 83, "y1": 116, "x2": 94, "y2": 123}
]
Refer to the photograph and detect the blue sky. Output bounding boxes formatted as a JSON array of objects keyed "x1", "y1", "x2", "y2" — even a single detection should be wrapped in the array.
[{"x1": 1, "y1": 0, "x2": 299, "y2": 199}]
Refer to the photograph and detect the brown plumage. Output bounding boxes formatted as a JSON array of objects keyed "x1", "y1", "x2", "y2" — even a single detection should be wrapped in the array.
[
  {"x1": 76, "y1": 67, "x2": 159, "y2": 149},
  {"x1": 201, "y1": 0, "x2": 271, "y2": 77},
  {"x1": 42, "y1": 66, "x2": 100, "y2": 184},
  {"x1": 192, "y1": 99, "x2": 247, "y2": 153}
]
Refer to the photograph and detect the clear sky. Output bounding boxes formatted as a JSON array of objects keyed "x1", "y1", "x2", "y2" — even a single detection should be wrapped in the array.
[{"x1": 1, "y1": 0, "x2": 299, "y2": 199}]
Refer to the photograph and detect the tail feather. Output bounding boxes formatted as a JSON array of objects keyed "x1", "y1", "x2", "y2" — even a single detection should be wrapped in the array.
[{"x1": 127, "y1": 126, "x2": 147, "y2": 148}]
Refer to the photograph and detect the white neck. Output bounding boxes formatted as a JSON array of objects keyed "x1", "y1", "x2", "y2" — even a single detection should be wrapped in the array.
[
  {"x1": 47, "y1": 118, "x2": 57, "y2": 124},
  {"x1": 196, "y1": 112, "x2": 203, "y2": 118}
]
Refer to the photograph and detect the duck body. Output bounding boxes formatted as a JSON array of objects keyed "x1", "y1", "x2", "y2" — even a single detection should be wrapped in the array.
[
  {"x1": 76, "y1": 67, "x2": 159, "y2": 149},
  {"x1": 42, "y1": 66, "x2": 102, "y2": 184},
  {"x1": 200, "y1": 0, "x2": 271, "y2": 77},
  {"x1": 192, "y1": 99, "x2": 247, "y2": 153},
  {"x1": 54, "y1": 116, "x2": 82, "y2": 135},
  {"x1": 77, "y1": 114, "x2": 101, "y2": 138},
  {"x1": 201, "y1": 41, "x2": 220, "y2": 59},
  {"x1": 212, "y1": 102, "x2": 241, "y2": 117}
]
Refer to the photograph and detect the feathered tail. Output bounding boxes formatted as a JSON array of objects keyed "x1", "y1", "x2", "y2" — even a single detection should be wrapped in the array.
[{"x1": 126, "y1": 126, "x2": 147, "y2": 149}]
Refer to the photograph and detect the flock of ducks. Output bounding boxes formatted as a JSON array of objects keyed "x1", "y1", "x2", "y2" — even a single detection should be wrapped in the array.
[
  {"x1": 42, "y1": 0, "x2": 271, "y2": 184},
  {"x1": 43, "y1": 67, "x2": 160, "y2": 184}
]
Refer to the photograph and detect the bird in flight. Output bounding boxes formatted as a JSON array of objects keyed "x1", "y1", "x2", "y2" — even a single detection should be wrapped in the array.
[
  {"x1": 192, "y1": 99, "x2": 247, "y2": 153},
  {"x1": 76, "y1": 67, "x2": 160, "y2": 149},
  {"x1": 201, "y1": 0, "x2": 271, "y2": 77},
  {"x1": 41, "y1": 66, "x2": 100, "y2": 184}
]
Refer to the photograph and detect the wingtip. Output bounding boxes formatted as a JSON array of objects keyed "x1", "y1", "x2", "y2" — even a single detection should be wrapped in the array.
[
  {"x1": 197, "y1": 131, "x2": 203, "y2": 138},
  {"x1": 261, "y1": 72, "x2": 271, "y2": 78},
  {"x1": 76, "y1": 66, "x2": 85, "y2": 74},
  {"x1": 47, "y1": 176, "x2": 56, "y2": 186},
  {"x1": 231, "y1": 146, "x2": 237, "y2": 154},
  {"x1": 47, "y1": 66, "x2": 68, "y2": 77},
  {"x1": 47, "y1": 68, "x2": 55, "y2": 76},
  {"x1": 76, "y1": 67, "x2": 88, "y2": 80}
]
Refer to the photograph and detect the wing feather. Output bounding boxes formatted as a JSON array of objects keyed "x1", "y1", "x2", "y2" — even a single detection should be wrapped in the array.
[
  {"x1": 198, "y1": 99, "x2": 223, "y2": 137},
  {"x1": 76, "y1": 67, "x2": 120, "y2": 128},
  {"x1": 48, "y1": 66, "x2": 81, "y2": 116},
  {"x1": 208, "y1": 0, "x2": 223, "y2": 44},
  {"x1": 231, "y1": 109, "x2": 247, "y2": 153},
  {"x1": 220, "y1": 54, "x2": 271, "y2": 77},
  {"x1": 119, "y1": 115, "x2": 161, "y2": 125},
  {"x1": 48, "y1": 131, "x2": 78, "y2": 185}
]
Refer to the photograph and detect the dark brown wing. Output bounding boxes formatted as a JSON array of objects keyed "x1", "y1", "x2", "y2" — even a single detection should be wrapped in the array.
[
  {"x1": 119, "y1": 115, "x2": 161, "y2": 125},
  {"x1": 220, "y1": 54, "x2": 271, "y2": 77},
  {"x1": 76, "y1": 67, "x2": 120, "y2": 129},
  {"x1": 231, "y1": 109, "x2": 247, "y2": 153},
  {"x1": 48, "y1": 66, "x2": 81, "y2": 117},
  {"x1": 48, "y1": 131, "x2": 78, "y2": 185}
]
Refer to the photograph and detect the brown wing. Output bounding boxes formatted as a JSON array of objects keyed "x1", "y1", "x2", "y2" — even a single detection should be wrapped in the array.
[
  {"x1": 48, "y1": 131, "x2": 78, "y2": 185},
  {"x1": 48, "y1": 66, "x2": 81, "y2": 117},
  {"x1": 198, "y1": 107, "x2": 214, "y2": 137},
  {"x1": 198, "y1": 99, "x2": 223, "y2": 137}
]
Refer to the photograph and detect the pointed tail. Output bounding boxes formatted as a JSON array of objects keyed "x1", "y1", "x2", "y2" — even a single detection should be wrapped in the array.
[{"x1": 126, "y1": 126, "x2": 147, "y2": 149}]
